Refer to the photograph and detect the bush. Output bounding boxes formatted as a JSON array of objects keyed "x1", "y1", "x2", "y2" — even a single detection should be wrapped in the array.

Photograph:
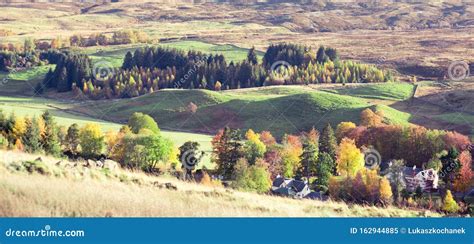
[
  {"x1": 79, "y1": 124, "x2": 104, "y2": 158},
  {"x1": 232, "y1": 159, "x2": 271, "y2": 193},
  {"x1": 0, "y1": 134, "x2": 8, "y2": 149},
  {"x1": 329, "y1": 169, "x2": 393, "y2": 206},
  {"x1": 21, "y1": 160, "x2": 51, "y2": 175},
  {"x1": 200, "y1": 172, "x2": 222, "y2": 187},
  {"x1": 121, "y1": 133, "x2": 174, "y2": 172},
  {"x1": 128, "y1": 112, "x2": 160, "y2": 134},
  {"x1": 442, "y1": 190, "x2": 460, "y2": 214}
]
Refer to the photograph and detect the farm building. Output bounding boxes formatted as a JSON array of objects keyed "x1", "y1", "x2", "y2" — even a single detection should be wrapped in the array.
[
  {"x1": 271, "y1": 177, "x2": 311, "y2": 198},
  {"x1": 402, "y1": 167, "x2": 439, "y2": 192}
]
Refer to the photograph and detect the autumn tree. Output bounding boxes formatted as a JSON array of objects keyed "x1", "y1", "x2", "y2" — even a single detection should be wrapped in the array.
[
  {"x1": 379, "y1": 177, "x2": 393, "y2": 205},
  {"x1": 281, "y1": 134, "x2": 303, "y2": 178},
  {"x1": 65, "y1": 123, "x2": 80, "y2": 155},
  {"x1": 360, "y1": 108, "x2": 383, "y2": 127},
  {"x1": 214, "y1": 81, "x2": 222, "y2": 91},
  {"x1": 442, "y1": 190, "x2": 460, "y2": 213},
  {"x1": 443, "y1": 131, "x2": 471, "y2": 152},
  {"x1": 79, "y1": 123, "x2": 104, "y2": 158},
  {"x1": 12, "y1": 115, "x2": 26, "y2": 142},
  {"x1": 244, "y1": 129, "x2": 266, "y2": 165},
  {"x1": 336, "y1": 138, "x2": 364, "y2": 177},
  {"x1": 186, "y1": 102, "x2": 198, "y2": 114},
  {"x1": 259, "y1": 131, "x2": 276, "y2": 147},
  {"x1": 264, "y1": 146, "x2": 283, "y2": 179},
  {"x1": 212, "y1": 127, "x2": 244, "y2": 180},
  {"x1": 454, "y1": 151, "x2": 474, "y2": 192},
  {"x1": 127, "y1": 112, "x2": 160, "y2": 134},
  {"x1": 335, "y1": 121, "x2": 356, "y2": 142}
]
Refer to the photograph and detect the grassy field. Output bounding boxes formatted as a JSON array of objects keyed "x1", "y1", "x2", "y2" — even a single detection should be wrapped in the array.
[
  {"x1": 0, "y1": 150, "x2": 439, "y2": 217},
  {"x1": 0, "y1": 65, "x2": 54, "y2": 95},
  {"x1": 73, "y1": 84, "x2": 414, "y2": 138},
  {"x1": 434, "y1": 113, "x2": 474, "y2": 137},
  {"x1": 85, "y1": 40, "x2": 263, "y2": 69},
  {"x1": 322, "y1": 82, "x2": 415, "y2": 101},
  {"x1": 161, "y1": 40, "x2": 264, "y2": 63}
]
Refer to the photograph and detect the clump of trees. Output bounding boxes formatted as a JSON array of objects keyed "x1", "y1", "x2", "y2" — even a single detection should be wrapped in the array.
[
  {"x1": 36, "y1": 43, "x2": 395, "y2": 99},
  {"x1": 106, "y1": 112, "x2": 174, "y2": 173},
  {"x1": 69, "y1": 30, "x2": 149, "y2": 47},
  {"x1": 207, "y1": 108, "x2": 472, "y2": 212},
  {"x1": 0, "y1": 39, "x2": 45, "y2": 72},
  {"x1": 0, "y1": 110, "x2": 175, "y2": 174},
  {"x1": 338, "y1": 108, "x2": 471, "y2": 168}
]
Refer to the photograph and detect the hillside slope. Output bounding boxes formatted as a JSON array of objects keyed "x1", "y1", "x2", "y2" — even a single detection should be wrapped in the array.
[
  {"x1": 72, "y1": 84, "x2": 414, "y2": 137},
  {"x1": 0, "y1": 150, "x2": 439, "y2": 217}
]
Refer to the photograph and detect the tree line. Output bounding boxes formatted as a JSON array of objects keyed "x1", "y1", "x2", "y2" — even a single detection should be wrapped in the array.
[{"x1": 37, "y1": 43, "x2": 396, "y2": 99}]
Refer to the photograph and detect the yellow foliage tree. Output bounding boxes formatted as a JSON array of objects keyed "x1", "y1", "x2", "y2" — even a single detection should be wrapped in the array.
[
  {"x1": 14, "y1": 138, "x2": 24, "y2": 151},
  {"x1": 12, "y1": 116, "x2": 26, "y2": 140},
  {"x1": 281, "y1": 135, "x2": 303, "y2": 178},
  {"x1": 245, "y1": 129, "x2": 266, "y2": 165},
  {"x1": 214, "y1": 81, "x2": 222, "y2": 91},
  {"x1": 360, "y1": 108, "x2": 383, "y2": 127},
  {"x1": 37, "y1": 116, "x2": 46, "y2": 139},
  {"x1": 442, "y1": 190, "x2": 460, "y2": 213},
  {"x1": 379, "y1": 177, "x2": 393, "y2": 205},
  {"x1": 336, "y1": 138, "x2": 364, "y2": 177},
  {"x1": 79, "y1": 123, "x2": 104, "y2": 157},
  {"x1": 335, "y1": 121, "x2": 356, "y2": 141}
]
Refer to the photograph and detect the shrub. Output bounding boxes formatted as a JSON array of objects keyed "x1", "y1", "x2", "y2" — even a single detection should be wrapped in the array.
[
  {"x1": 329, "y1": 169, "x2": 393, "y2": 206},
  {"x1": 232, "y1": 159, "x2": 271, "y2": 193},
  {"x1": 122, "y1": 133, "x2": 174, "y2": 172},
  {"x1": 79, "y1": 123, "x2": 104, "y2": 158},
  {"x1": 0, "y1": 134, "x2": 8, "y2": 149},
  {"x1": 442, "y1": 190, "x2": 460, "y2": 214},
  {"x1": 200, "y1": 172, "x2": 222, "y2": 187},
  {"x1": 127, "y1": 112, "x2": 160, "y2": 134},
  {"x1": 22, "y1": 160, "x2": 51, "y2": 176}
]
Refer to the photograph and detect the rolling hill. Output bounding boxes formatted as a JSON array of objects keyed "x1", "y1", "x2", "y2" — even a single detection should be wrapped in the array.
[{"x1": 71, "y1": 84, "x2": 415, "y2": 138}]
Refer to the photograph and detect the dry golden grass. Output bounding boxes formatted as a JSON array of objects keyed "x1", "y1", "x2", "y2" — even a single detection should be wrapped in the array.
[{"x1": 0, "y1": 150, "x2": 440, "y2": 217}]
